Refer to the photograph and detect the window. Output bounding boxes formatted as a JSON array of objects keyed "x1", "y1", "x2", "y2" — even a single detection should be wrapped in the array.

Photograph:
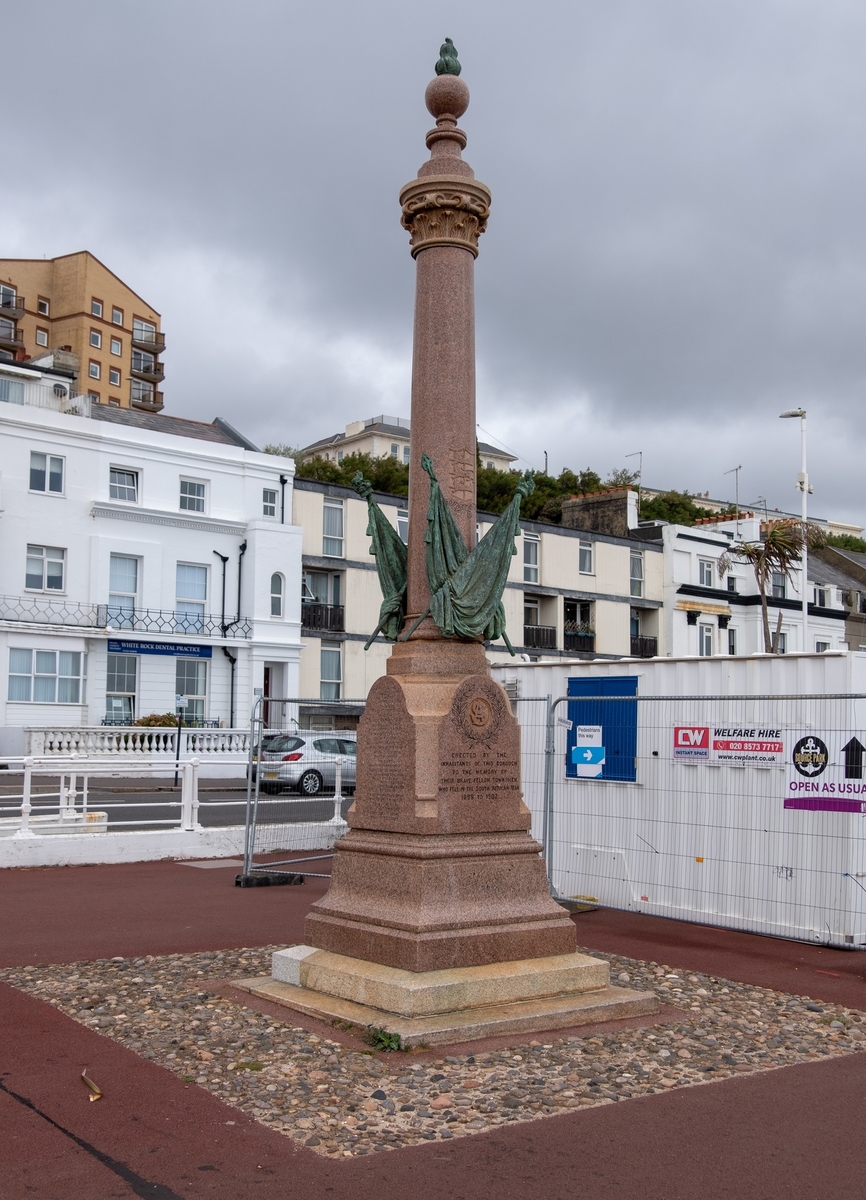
[
  {"x1": 727, "y1": 575, "x2": 738, "y2": 593},
  {"x1": 130, "y1": 379, "x2": 154, "y2": 403},
  {"x1": 132, "y1": 317, "x2": 157, "y2": 345},
  {"x1": 565, "y1": 599, "x2": 593, "y2": 632},
  {"x1": 816, "y1": 641, "x2": 831, "y2": 653},
  {"x1": 630, "y1": 607, "x2": 641, "y2": 638},
  {"x1": 0, "y1": 284, "x2": 15, "y2": 308},
  {"x1": 270, "y1": 573, "x2": 284, "y2": 617},
  {"x1": 89, "y1": 360, "x2": 100, "y2": 380},
  {"x1": 35, "y1": 328, "x2": 48, "y2": 347},
  {"x1": 30, "y1": 452, "x2": 63, "y2": 494},
  {"x1": 91, "y1": 298, "x2": 103, "y2": 318},
  {"x1": 109, "y1": 367, "x2": 121, "y2": 387},
  {"x1": 698, "y1": 623, "x2": 713, "y2": 656},
  {"x1": 728, "y1": 627, "x2": 738, "y2": 655},
  {"x1": 337, "y1": 450, "x2": 344, "y2": 463},
  {"x1": 771, "y1": 573, "x2": 786, "y2": 600},
  {"x1": 523, "y1": 533, "x2": 539, "y2": 584},
  {"x1": 176, "y1": 564, "x2": 207, "y2": 633},
  {"x1": 403, "y1": 446, "x2": 410, "y2": 464},
  {"x1": 776, "y1": 631, "x2": 788, "y2": 654},
  {"x1": 524, "y1": 595, "x2": 541, "y2": 626},
  {"x1": 698, "y1": 559, "x2": 714, "y2": 587},
  {"x1": 108, "y1": 555, "x2": 138, "y2": 628},
  {"x1": 109, "y1": 468, "x2": 138, "y2": 502},
  {"x1": 320, "y1": 642, "x2": 342, "y2": 700},
  {"x1": 90, "y1": 329, "x2": 102, "y2": 349},
  {"x1": 8, "y1": 648, "x2": 85, "y2": 704},
  {"x1": 176, "y1": 659, "x2": 207, "y2": 723},
  {"x1": 110, "y1": 337, "x2": 122, "y2": 355},
  {"x1": 179, "y1": 479, "x2": 206, "y2": 512},
  {"x1": 105, "y1": 654, "x2": 136, "y2": 722},
  {"x1": 26, "y1": 545, "x2": 64, "y2": 591},
  {"x1": 814, "y1": 587, "x2": 827, "y2": 608},
  {"x1": 389, "y1": 443, "x2": 398, "y2": 458},
  {"x1": 397, "y1": 508, "x2": 409, "y2": 545},
  {"x1": 132, "y1": 349, "x2": 155, "y2": 374},
  {"x1": 579, "y1": 539, "x2": 593, "y2": 574},
  {"x1": 262, "y1": 488, "x2": 277, "y2": 518},
  {"x1": 323, "y1": 498, "x2": 344, "y2": 556},
  {"x1": 0, "y1": 376, "x2": 25, "y2": 404},
  {"x1": 112, "y1": 307, "x2": 123, "y2": 325},
  {"x1": 486, "y1": 460, "x2": 494, "y2": 469},
  {"x1": 303, "y1": 571, "x2": 341, "y2": 606},
  {"x1": 37, "y1": 298, "x2": 49, "y2": 316},
  {"x1": 630, "y1": 551, "x2": 644, "y2": 598}
]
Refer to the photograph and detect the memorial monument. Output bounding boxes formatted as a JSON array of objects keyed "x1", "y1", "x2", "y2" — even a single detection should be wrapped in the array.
[{"x1": 243, "y1": 42, "x2": 657, "y2": 1044}]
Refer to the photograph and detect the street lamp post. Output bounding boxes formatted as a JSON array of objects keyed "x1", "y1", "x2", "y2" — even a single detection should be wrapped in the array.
[{"x1": 779, "y1": 409, "x2": 809, "y2": 651}]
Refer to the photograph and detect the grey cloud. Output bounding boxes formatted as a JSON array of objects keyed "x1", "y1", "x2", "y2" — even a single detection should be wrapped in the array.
[{"x1": 3, "y1": 0, "x2": 866, "y2": 523}]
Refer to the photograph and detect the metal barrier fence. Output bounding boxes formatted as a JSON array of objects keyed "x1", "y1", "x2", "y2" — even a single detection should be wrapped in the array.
[
  {"x1": 510, "y1": 691, "x2": 866, "y2": 949},
  {"x1": 240, "y1": 697, "x2": 366, "y2": 884}
]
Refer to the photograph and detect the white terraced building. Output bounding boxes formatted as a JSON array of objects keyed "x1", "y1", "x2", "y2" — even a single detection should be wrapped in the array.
[{"x1": 0, "y1": 357, "x2": 302, "y2": 755}]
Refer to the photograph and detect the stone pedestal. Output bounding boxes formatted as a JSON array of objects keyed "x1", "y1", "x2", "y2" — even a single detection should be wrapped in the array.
[{"x1": 304, "y1": 642, "x2": 577, "y2": 972}]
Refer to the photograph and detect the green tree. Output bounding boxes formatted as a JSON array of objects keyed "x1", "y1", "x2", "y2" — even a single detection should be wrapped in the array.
[
  {"x1": 827, "y1": 533, "x2": 866, "y2": 554},
  {"x1": 718, "y1": 519, "x2": 827, "y2": 652},
  {"x1": 640, "y1": 490, "x2": 735, "y2": 526},
  {"x1": 262, "y1": 443, "x2": 303, "y2": 462}
]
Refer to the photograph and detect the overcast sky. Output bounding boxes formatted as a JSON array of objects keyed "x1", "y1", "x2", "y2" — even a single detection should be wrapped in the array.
[{"x1": 4, "y1": 1, "x2": 866, "y2": 524}]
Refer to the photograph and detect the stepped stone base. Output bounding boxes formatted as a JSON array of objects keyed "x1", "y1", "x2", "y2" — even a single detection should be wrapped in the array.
[{"x1": 232, "y1": 946, "x2": 658, "y2": 1048}]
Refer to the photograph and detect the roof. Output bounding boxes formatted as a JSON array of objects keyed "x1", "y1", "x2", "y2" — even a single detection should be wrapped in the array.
[
  {"x1": 827, "y1": 547, "x2": 866, "y2": 573},
  {"x1": 301, "y1": 424, "x2": 516, "y2": 462},
  {"x1": 90, "y1": 405, "x2": 258, "y2": 449}
]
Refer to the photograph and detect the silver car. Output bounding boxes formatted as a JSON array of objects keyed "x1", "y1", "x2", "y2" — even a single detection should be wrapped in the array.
[{"x1": 258, "y1": 731, "x2": 357, "y2": 796}]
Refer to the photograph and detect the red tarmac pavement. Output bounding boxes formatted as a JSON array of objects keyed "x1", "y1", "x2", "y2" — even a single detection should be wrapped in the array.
[{"x1": 3, "y1": 859, "x2": 866, "y2": 1198}]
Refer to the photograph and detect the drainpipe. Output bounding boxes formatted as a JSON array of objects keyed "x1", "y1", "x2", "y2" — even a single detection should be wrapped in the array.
[
  {"x1": 223, "y1": 541, "x2": 248, "y2": 635},
  {"x1": 213, "y1": 551, "x2": 229, "y2": 636},
  {"x1": 279, "y1": 475, "x2": 288, "y2": 524},
  {"x1": 222, "y1": 647, "x2": 237, "y2": 728}
]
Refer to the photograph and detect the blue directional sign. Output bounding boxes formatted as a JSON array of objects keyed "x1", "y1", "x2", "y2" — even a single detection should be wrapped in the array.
[{"x1": 572, "y1": 746, "x2": 606, "y2": 765}]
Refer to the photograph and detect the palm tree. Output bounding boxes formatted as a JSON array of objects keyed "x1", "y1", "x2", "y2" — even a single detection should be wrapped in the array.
[{"x1": 718, "y1": 519, "x2": 827, "y2": 653}]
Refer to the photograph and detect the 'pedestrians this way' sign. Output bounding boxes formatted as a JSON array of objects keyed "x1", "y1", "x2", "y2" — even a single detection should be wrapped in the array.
[{"x1": 572, "y1": 725, "x2": 605, "y2": 779}]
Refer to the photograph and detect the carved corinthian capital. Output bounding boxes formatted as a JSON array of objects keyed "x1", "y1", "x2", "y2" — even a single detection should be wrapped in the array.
[{"x1": 399, "y1": 177, "x2": 492, "y2": 259}]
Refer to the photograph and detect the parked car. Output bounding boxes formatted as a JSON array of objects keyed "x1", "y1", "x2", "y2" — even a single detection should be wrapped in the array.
[{"x1": 257, "y1": 731, "x2": 357, "y2": 796}]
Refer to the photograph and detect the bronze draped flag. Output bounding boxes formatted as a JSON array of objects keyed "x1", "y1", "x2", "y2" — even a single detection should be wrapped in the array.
[{"x1": 355, "y1": 457, "x2": 534, "y2": 654}]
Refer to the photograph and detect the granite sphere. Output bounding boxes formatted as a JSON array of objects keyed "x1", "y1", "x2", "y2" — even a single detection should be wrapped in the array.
[{"x1": 425, "y1": 74, "x2": 470, "y2": 120}]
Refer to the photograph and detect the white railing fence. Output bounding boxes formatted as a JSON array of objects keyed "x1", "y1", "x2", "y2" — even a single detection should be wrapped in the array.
[{"x1": 26, "y1": 727, "x2": 252, "y2": 758}]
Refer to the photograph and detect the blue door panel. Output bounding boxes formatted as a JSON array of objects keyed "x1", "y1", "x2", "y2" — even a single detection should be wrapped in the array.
[{"x1": 566, "y1": 676, "x2": 638, "y2": 782}]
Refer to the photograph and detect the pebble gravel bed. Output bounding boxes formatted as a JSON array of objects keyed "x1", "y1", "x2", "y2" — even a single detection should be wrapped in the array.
[{"x1": 4, "y1": 946, "x2": 865, "y2": 1158}]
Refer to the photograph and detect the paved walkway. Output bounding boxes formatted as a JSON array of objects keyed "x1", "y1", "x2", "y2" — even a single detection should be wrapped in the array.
[{"x1": 3, "y1": 859, "x2": 865, "y2": 1198}]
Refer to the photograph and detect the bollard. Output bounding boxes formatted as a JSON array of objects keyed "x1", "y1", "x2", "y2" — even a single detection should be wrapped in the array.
[
  {"x1": 13, "y1": 758, "x2": 36, "y2": 839},
  {"x1": 330, "y1": 757, "x2": 347, "y2": 826},
  {"x1": 180, "y1": 758, "x2": 201, "y2": 831}
]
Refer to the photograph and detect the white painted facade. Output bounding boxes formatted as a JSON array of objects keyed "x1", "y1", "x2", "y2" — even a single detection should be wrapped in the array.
[
  {"x1": 642, "y1": 515, "x2": 849, "y2": 658},
  {"x1": 0, "y1": 362, "x2": 302, "y2": 751}
]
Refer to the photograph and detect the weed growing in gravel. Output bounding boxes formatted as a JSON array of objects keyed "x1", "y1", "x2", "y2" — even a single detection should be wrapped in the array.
[{"x1": 366, "y1": 1027, "x2": 404, "y2": 1052}]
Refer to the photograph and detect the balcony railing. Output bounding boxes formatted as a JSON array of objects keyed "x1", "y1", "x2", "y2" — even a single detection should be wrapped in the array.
[
  {"x1": 130, "y1": 388, "x2": 164, "y2": 411},
  {"x1": 0, "y1": 325, "x2": 24, "y2": 349},
  {"x1": 131, "y1": 328, "x2": 166, "y2": 352},
  {"x1": 564, "y1": 631, "x2": 596, "y2": 653},
  {"x1": 130, "y1": 359, "x2": 165, "y2": 381},
  {"x1": 630, "y1": 635, "x2": 658, "y2": 658},
  {"x1": 0, "y1": 295, "x2": 26, "y2": 320},
  {"x1": 0, "y1": 594, "x2": 251, "y2": 638},
  {"x1": 523, "y1": 624, "x2": 557, "y2": 650},
  {"x1": 302, "y1": 602, "x2": 345, "y2": 633}
]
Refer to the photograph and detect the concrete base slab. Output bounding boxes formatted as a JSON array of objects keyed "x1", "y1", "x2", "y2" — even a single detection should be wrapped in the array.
[
  {"x1": 271, "y1": 945, "x2": 611, "y2": 1016},
  {"x1": 234, "y1": 974, "x2": 658, "y2": 1047}
]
